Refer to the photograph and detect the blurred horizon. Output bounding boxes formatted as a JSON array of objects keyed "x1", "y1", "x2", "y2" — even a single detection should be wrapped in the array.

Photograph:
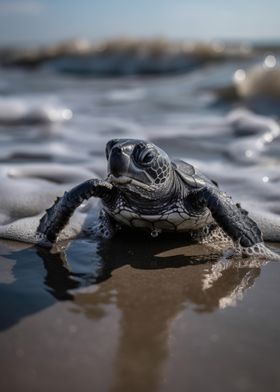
[{"x1": 0, "y1": 0, "x2": 280, "y2": 47}]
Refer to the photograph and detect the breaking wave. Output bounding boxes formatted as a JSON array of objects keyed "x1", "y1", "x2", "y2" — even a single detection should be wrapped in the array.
[{"x1": 1, "y1": 38, "x2": 253, "y2": 76}]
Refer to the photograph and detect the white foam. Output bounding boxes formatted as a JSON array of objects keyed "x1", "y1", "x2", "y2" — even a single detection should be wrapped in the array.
[
  {"x1": 0, "y1": 97, "x2": 72, "y2": 125},
  {"x1": 0, "y1": 163, "x2": 99, "y2": 243},
  {"x1": 227, "y1": 109, "x2": 280, "y2": 163},
  {"x1": 233, "y1": 60, "x2": 280, "y2": 98}
]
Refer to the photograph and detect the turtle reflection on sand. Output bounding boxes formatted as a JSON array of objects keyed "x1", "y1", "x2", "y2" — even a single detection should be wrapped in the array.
[{"x1": 37, "y1": 236, "x2": 271, "y2": 392}]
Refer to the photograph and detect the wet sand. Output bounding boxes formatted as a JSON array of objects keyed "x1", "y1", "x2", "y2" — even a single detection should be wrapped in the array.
[{"x1": 0, "y1": 238, "x2": 280, "y2": 392}]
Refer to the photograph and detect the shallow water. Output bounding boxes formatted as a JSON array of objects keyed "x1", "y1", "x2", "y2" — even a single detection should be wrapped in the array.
[{"x1": 0, "y1": 42, "x2": 280, "y2": 391}]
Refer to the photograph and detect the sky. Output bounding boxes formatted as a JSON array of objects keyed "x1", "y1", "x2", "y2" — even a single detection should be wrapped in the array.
[{"x1": 0, "y1": 0, "x2": 279, "y2": 46}]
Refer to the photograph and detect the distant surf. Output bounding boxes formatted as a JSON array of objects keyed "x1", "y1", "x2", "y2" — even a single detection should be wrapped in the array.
[{"x1": 0, "y1": 38, "x2": 255, "y2": 76}]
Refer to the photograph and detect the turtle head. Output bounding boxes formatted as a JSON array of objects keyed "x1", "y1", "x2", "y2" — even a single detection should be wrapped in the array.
[{"x1": 106, "y1": 139, "x2": 173, "y2": 198}]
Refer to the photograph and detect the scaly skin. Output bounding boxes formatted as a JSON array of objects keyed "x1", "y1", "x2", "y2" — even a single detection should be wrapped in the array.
[
  {"x1": 37, "y1": 179, "x2": 113, "y2": 244},
  {"x1": 37, "y1": 139, "x2": 264, "y2": 254}
]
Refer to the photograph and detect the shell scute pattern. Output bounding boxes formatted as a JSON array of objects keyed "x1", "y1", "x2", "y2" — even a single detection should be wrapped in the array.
[
  {"x1": 154, "y1": 220, "x2": 176, "y2": 230},
  {"x1": 131, "y1": 219, "x2": 152, "y2": 229},
  {"x1": 141, "y1": 214, "x2": 164, "y2": 222},
  {"x1": 108, "y1": 192, "x2": 214, "y2": 233},
  {"x1": 165, "y1": 212, "x2": 185, "y2": 225},
  {"x1": 177, "y1": 211, "x2": 213, "y2": 231}
]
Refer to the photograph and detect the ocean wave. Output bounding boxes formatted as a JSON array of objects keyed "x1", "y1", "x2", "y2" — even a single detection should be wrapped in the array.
[
  {"x1": 218, "y1": 55, "x2": 280, "y2": 100},
  {"x1": 1, "y1": 38, "x2": 253, "y2": 76},
  {"x1": 234, "y1": 55, "x2": 280, "y2": 98}
]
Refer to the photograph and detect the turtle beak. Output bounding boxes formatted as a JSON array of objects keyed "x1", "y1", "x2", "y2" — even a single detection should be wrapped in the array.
[
  {"x1": 108, "y1": 146, "x2": 130, "y2": 178},
  {"x1": 108, "y1": 146, "x2": 154, "y2": 187}
]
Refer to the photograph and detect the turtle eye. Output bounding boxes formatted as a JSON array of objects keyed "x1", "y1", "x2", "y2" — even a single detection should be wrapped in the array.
[
  {"x1": 106, "y1": 139, "x2": 119, "y2": 160},
  {"x1": 133, "y1": 144, "x2": 155, "y2": 166},
  {"x1": 140, "y1": 149, "x2": 155, "y2": 165}
]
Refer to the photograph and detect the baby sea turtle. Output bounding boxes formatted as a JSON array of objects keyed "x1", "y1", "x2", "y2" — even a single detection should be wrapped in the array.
[{"x1": 37, "y1": 139, "x2": 265, "y2": 256}]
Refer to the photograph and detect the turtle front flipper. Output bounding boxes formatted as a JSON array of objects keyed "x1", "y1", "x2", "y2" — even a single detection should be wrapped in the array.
[
  {"x1": 189, "y1": 186, "x2": 264, "y2": 254},
  {"x1": 37, "y1": 179, "x2": 113, "y2": 246}
]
